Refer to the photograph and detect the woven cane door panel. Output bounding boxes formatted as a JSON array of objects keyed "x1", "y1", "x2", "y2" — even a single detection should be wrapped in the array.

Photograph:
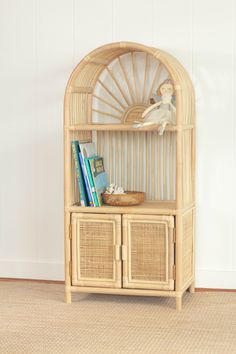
[
  {"x1": 72, "y1": 213, "x2": 121, "y2": 288},
  {"x1": 123, "y1": 214, "x2": 174, "y2": 290}
]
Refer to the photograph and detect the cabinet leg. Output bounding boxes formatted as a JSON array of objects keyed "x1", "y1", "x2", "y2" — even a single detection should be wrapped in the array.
[
  {"x1": 176, "y1": 296, "x2": 182, "y2": 311},
  {"x1": 65, "y1": 291, "x2": 71, "y2": 304},
  {"x1": 188, "y1": 281, "x2": 195, "y2": 293}
]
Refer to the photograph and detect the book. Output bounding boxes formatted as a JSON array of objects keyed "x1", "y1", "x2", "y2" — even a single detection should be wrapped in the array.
[
  {"x1": 87, "y1": 156, "x2": 109, "y2": 206},
  {"x1": 79, "y1": 141, "x2": 96, "y2": 160},
  {"x1": 78, "y1": 141, "x2": 97, "y2": 206},
  {"x1": 71, "y1": 141, "x2": 88, "y2": 207},
  {"x1": 78, "y1": 152, "x2": 94, "y2": 207},
  {"x1": 84, "y1": 157, "x2": 100, "y2": 207}
]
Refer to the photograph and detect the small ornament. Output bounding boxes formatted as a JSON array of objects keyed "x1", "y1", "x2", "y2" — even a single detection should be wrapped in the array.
[
  {"x1": 104, "y1": 183, "x2": 126, "y2": 195},
  {"x1": 133, "y1": 79, "x2": 176, "y2": 135}
]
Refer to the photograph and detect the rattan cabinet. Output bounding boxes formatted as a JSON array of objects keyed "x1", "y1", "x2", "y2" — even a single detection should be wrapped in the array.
[{"x1": 64, "y1": 42, "x2": 195, "y2": 310}]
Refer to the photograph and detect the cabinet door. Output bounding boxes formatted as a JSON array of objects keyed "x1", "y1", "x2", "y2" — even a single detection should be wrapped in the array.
[
  {"x1": 122, "y1": 214, "x2": 175, "y2": 290},
  {"x1": 71, "y1": 213, "x2": 121, "y2": 288}
]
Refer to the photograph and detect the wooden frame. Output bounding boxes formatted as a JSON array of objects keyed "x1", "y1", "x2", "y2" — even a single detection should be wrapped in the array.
[{"x1": 64, "y1": 42, "x2": 195, "y2": 310}]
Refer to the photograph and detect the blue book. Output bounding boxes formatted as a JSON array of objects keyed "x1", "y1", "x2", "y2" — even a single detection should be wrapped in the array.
[
  {"x1": 87, "y1": 156, "x2": 109, "y2": 206},
  {"x1": 71, "y1": 141, "x2": 88, "y2": 206},
  {"x1": 78, "y1": 152, "x2": 94, "y2": 206},
  {"x1": 84, "y1": 157, "x2": 100, "y2": 207}
]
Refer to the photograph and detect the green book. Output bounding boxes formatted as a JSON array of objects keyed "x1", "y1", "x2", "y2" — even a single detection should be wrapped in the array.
[{"x1": 71, "y1": 141, "x2": 88, "y2": 206}]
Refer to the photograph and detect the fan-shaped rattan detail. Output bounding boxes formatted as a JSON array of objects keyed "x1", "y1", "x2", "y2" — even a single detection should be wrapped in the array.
[
  {"x1": 64, "y1": 41, "x2": 195, "y2": 127},
  {"x1": 92, "y1": 52, "x2": 169, "y2": 124}
]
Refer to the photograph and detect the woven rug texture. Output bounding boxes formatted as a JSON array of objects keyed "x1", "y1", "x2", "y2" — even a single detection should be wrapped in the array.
[{"x1": 0, "y1": 281, "x2": 235, "y2": 354}]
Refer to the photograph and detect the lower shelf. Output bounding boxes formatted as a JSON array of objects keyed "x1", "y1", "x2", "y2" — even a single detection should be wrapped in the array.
[{"x1": 70, "y1": 285, "x2": 179, "y2": 298}]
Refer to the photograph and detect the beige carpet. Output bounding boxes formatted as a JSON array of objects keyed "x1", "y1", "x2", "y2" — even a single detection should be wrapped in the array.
[{"x1": 0, "y1": 281, "x2": 235, "y2": 354}]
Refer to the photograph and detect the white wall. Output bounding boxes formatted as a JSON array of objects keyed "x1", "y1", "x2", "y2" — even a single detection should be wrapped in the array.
[{"x1": 0, "y1": 0, "x2": 235, "y2": 288}]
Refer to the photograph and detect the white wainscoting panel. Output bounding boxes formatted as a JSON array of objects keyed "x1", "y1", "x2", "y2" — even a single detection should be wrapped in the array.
[{"x1": 0, "y1": 0, "x2": 235, "y2": 288}]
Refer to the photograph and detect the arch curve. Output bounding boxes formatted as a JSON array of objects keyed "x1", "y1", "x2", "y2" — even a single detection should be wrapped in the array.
[{"x1": 64, "y1": 42, "x2": 194, "y2": 127}]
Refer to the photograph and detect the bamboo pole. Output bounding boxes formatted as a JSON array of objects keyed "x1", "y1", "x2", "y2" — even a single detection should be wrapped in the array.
[
  {"x1": 151, "y1": 131, "x2": 155, "y2": 201},
  {"x1": 115, "y1": 131, "x2": 119, "y2": 185},
  {"x1": 145, "y1": 132, "x2": 149, "y2": 199},
  {"x1": 93, "y1": 94, "x2": 123, "y2": 114},
  {"x1": 169, "y1": 133, "x2": 174, "y2": 199},
  {"x1": 175, "y1": 213, "x2": 183, "y2": 301},
  {"x1": 118, "y1": 57, "x2": 135, "y2": 104},
  {"x1": 188, "y1": 208, "x2": 195, "y2": 293},
  {"x1": 119, "y1": 131, "x2": 122, "y2": 186},
  {"x1": 87, "y1": 94, "x2": 92, "y2": 123},
  {"x1": 106, "y1": 67, "x2": 130, "y2": 106},
  {"x1": 139, "y1": 132, "x2": 143, "y2": 192},
  {"x1": 92, "y1": 109, "x2": 121, "y2": 120},
  {"x1": 159, "y1": 135, "x2": 163, "y2": 200},
  {"x1": 131, "y1": 52, "x2": 138, "y2": 102},
  {"x1": 154, "y1": 131, "x2": 158, "y2": 200},
  {"x1": 147, "y1": 63, "x2": 163, "y2": 101},
  {"x1": 67, "y1": 124, "x2": 187, "y2": 131},
  {"x1": 97, "y1": 131, "x2": 101, "y2": 155},
  {"x1": 132, "y1": 132, "x2": 136, "y2": 190},
  {"x1": 127, "y1": 132, "x2": 131, "y2": 190},
  {"x1": 109, "y1": 132, "x2": 113, "y2": 183},
  {"x1": 121, "y1": 132, "x2": 124, "y2": 187},
  {"x1": 64, "y1": 211, "x2": 71, "y2": 303},
  {"x1": 142, "y1": 53, "x2": 149, "y2": 102},
  {"x1": 163, "y1": 135, "x2": 167, "y2": 199},
  {"x1": 97, "y1": 79, "x2": 125, "y2": 109},
  {"x1": 176, "y1": 88, "x2": 183, "y2": 209}
]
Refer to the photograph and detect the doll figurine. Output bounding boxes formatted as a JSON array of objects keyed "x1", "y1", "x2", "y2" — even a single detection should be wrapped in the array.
[{"x1": 133, "y1": 79, "x2": 176, "y2": 135}]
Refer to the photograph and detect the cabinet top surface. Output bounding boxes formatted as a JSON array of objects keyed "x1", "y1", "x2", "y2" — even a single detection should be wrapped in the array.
[{"x1": 66, "y1": 201, "x2": 194, "y2": 215}]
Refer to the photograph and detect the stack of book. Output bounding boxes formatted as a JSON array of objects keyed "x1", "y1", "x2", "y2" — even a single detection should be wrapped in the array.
[{"x1": 71, "y1": 141, "x2": 109, "y2": 207}]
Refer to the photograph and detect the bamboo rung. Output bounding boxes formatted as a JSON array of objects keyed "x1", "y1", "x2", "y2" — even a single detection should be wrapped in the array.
[{"x1": 66, "y1": 124, "x2": 193, "y2": 131}]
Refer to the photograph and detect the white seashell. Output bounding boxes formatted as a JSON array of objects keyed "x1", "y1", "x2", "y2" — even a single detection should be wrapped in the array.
[{"x1": 105, "y1": 183, "x2": 126, "y2": 194}]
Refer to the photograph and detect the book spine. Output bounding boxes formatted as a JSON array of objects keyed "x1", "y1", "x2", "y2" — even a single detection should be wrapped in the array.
[
  {"x1": 79, "y1": 152, "x2": 94, "y2": 207},
  {"x1": 89, "y1": 159, "x2": 102, "y2": 206},
  {"x1": 84, "y1": 159, "x2": 99, "y2": 207},
  {"x1": 71, "y1": 141, "x2": 88, "y2": 207}
]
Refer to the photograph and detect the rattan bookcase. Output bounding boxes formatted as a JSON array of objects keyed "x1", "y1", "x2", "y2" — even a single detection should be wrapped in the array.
[{"x1": 64, "y1": 42, "x2": 195, "y2": 310}]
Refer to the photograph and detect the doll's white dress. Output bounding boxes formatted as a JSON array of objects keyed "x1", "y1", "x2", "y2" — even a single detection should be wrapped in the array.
[
  {"x1": 144, "y1": 102, "x2": 175, "y2": 125},
  {"x1": 143, "y1": 102, "x2": 176, "y2": 135}
]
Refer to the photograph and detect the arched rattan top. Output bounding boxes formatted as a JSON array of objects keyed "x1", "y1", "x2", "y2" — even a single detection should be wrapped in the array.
[{"x1": 64, "y1": 41, "x2": 194, "y2": 126}]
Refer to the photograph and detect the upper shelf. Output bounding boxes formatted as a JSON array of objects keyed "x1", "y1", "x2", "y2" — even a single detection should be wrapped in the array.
[{"x1": 66, "y1": 124, "x2": 194, "y2": 132}]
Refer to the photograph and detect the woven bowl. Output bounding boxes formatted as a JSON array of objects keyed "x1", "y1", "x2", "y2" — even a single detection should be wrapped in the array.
[{"x1": 102, "y1": 191, "x2": 145, "y2": 206}]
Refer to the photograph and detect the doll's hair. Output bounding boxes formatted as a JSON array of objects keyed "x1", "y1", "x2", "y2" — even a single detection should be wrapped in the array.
[{"x1": 157, "y1": 79, "x2": 175, "y2": 96}]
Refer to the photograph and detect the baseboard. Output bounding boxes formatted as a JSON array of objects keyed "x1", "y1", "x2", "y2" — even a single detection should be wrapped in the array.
[
  {"x1": 0, "y1": 260, "x2": 64, "y2": 281},
  {"x1": 0, "y1": 278, "x2": 64, "y2": 284},
  {"x1": 0, "y1": 277, "x2": 235, "y2": 292},
  {"x1": 0, "y1": 260, "x2": 235, "y2": 289},
  {"x1": 196, "y1": 269, "x2": 236, "y2": 290}
]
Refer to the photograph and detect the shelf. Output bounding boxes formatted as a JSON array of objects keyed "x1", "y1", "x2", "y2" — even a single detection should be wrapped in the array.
[
  {"x1": 67, "y1": 201, "x2": 178, "y2": 215},
  {"x1": 66, "y1": 124, "x2": 194, "y2": 132}
]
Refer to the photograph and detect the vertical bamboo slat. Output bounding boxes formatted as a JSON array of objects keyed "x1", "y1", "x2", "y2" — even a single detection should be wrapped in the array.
[
  {"x1": 145, "y1": 132, "x2": 149, "y2": 197},
  {"x1": 64, "y1": 211, "x2": 71, "y2": 303}
]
